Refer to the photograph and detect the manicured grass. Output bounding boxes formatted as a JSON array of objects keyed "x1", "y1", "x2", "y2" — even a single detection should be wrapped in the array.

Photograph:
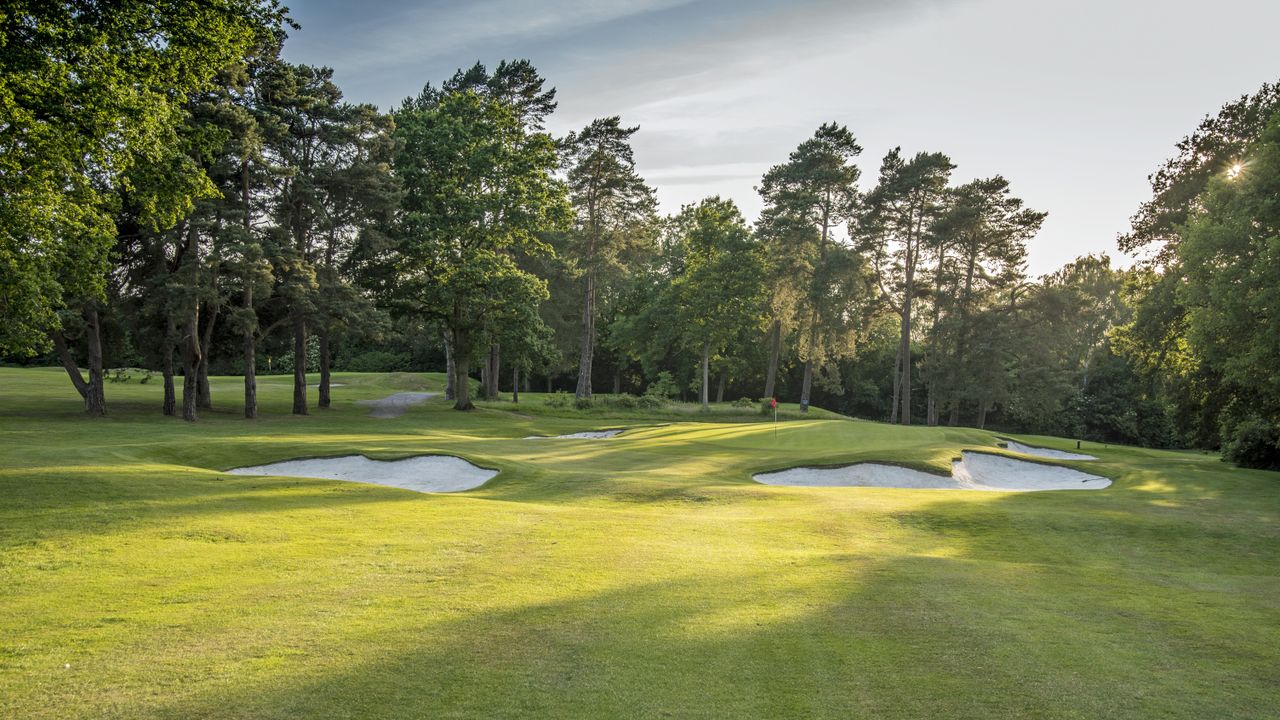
[{"x1": 1, "y1": 367, "x2": 1277, "y2": 719}]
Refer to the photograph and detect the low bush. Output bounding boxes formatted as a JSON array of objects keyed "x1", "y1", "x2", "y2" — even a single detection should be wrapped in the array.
[
  {"x1": 602, "y1": 394, "x2": 638, "y2": 409},
  {"x1": 636, "y1": 394, "x2": 665, "y2": 409},
  {"x1": 1223, "y1": 418, "x2": 1280, "y2": 470},
  {"x1": 733, "y1": 396, "x2": 756, "y2": 408},
  {"x1": 573, "y1": 396, "x2": 594, "y2": 410},
  {"x1": 544, "y1": 391, "x2": 571, "y2": 408}
]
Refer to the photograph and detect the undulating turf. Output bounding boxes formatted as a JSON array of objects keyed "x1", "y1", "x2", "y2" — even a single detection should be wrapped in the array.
[{"x1": 1, "y1": 367, "x2": 1277, "y2": 719}]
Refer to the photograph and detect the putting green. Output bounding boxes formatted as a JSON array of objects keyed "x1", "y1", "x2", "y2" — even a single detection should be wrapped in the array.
[{"x1": 1, "y1": 368, "x2": 1277, "y2": 719}]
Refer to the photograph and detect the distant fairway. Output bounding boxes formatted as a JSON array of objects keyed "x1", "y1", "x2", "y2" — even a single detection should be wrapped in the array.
[{"x1": 1, "y1": 368, "x2": 1277, "y2": 719}]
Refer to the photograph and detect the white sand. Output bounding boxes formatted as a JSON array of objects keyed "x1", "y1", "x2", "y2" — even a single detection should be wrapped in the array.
[
  {"x1": 1004, "y1": 440, "x2": 1096, "y2": 461},
  {"x1": 356, "y1": 391, "x2": 437, "y2": 418},
  {"x1": 525, "y1": 429, "x2": 624, "y2": 439},
  {"x1": 754, "y1": 451, "x2": 1110, "y2": 492},
  {"x1": 227, "y1": 454, "x2": 496, "y2": 493},
  {"x1": 950, "y1": 452, "x2": 1110, "y2": 491},
  {"x1": 755, "y1": 463, "x2": 961, "y2": 489}
]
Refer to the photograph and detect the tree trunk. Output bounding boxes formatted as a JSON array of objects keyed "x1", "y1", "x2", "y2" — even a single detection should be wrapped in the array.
[
  {"x1": 82, "y1": 304, "x2": 106, "y2": 417},
  {"x1": 889, "y1": 339, "x2": 902, "y2": 424},
  {"x1": 451, "y1": 328, "x2": 474, "y2": 411},
  {"x1": 180, "y1": 302, "x2": 201, "y2": 423},
  {"x1": 292, "y1": 312, "x2": 307, "y2": 415},
  {"x1": 977, "y1": 399, "x2": 989, "y2": 429},
  {"x1": 243, "y1": 283, "x2": 257, "y2": 419},
  {"x1": 716, "y1": 372, "x2": 726, "y2": 404},
  {"x1": 799, "y1": 358, "x2": 813, "y2": 413},
  {"x1": 546, "y1": 375, "x2": 553, "y2": 393},
  {"x1": 197, "y1": 302, "x2": 218, "y2": 410},
  {"x1": 479, "y1": 353, "x2": 490, "y2": 400},
  {"x1": 612, "y1": 369, "x2": 621, "y2": 395},
  {"x1": 488, "y1": 343, "x2": 500, "y2": 398},
  {"x1": 898, "y1": 300, "x2": 912, "y2": 425},
  {"x1": 51, "y1": 331, "x2": 89, "y2": 403},
  {"x1": 700, "y1": 341, "x2": 710, "y2": 409},
  {"x1": 575, "y1": 272, "x2": 595, "y2": 399},
  {"x1": 443, "y1": 329, "x2": 456, "y2": 401},
  {"x1": 318, "y1": 327, "x2": 331, "y2": 409},
  {"x1": 512, "y1": 367, "x2": 520, "y2": 404},
  {"x1": 927, "y1": 394, "x2": 937, "y2": 427},
  {"x1": 763, "y1": 319, "x2": 781, "y2": 400},
  {"x1": 162, "y1": 340, "x2": 176, "y2": 417}
]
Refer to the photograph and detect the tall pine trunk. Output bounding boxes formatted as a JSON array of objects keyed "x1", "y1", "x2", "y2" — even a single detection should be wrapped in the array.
[
  {"x1": 291, "y1": 312, "x2": 307, "y2": 415},
  {"x1": 889, "y1": 339, "x2": 902, "y2": 424},
  {"x1": 451, "y1": 327, "x2": 474, "y2": 411},
  {"x1": 575, "y1": 272, "x2": 595, "y2": 399},
  {"x1": 242, "y1": 283, "x2": 257, "y2": 419},
  {"x1": 240, "y1": 160, "x2": 257, "y2": 420},
  {"x1": 700, "y1": 341, "x2": 710, "y2": 409},
  {"x1": 443, "y1": 329, "x2": 456, "y2": 400},
  {"x1": 799, "y1": 358, "x2": 813, "y2": 413},
  {"x1": 897, "y1": 298, "x2": 912, "y2": 425},
  {"x1": 181, "y1": 303, "x2": 201, "y2": 423},
  {"x1": 488, "y1": 343, "x2": 500, "y2": 398},
  {"x1": 612, "y1": 370, "x2": 621, "y2": 395},
  {"x1": 512, "y1": 367, "x2": 520, "y2": 404},
  {"x1": 763, "y1": 319, "x2": 781, "y2": 400},
  {"x1": 162, "y1": 339, "x2": 176, "y2": 417},
  {"x1": 318, "y1": 327, "x2": 332, "y2": 409},
  {"x1": 197, "y1": 303, "x2": 217, "y2": 410},
  {"x1": 716, "y1": 373, "x2": 726, "y2": 404}
]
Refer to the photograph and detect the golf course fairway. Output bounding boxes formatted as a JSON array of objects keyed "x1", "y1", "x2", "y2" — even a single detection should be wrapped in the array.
[{"x1": 1, "y1": 368, "x2": 1277, "y2": 719}]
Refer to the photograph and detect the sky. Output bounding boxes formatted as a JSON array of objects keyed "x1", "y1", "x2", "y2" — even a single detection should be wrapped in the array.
[{"x1": 281, "y1": 0, "x2": 1280, "y2": 276}]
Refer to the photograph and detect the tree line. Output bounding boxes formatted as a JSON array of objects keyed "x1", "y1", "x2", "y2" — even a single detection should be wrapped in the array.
[{"x1": 3, "y1": 4, "x2": 1277, "y2": 467}]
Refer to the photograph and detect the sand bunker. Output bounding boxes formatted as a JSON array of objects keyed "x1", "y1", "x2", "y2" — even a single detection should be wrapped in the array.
[
  {"x1": 754, "y1": 451, "x2": 1110, "y2": 492},
  {"x1": 357, "y1": 391, "x2": 437, "y2": 418},
  {"x1": 1003, "y1": 439, "x2": 1096, "y2": 460},
  {"x1": 525, "y1": 429, "x2": 624, "y2": 439},
  {"x1": 227, "y1": 454, "x2": 496, "y2": 493}
]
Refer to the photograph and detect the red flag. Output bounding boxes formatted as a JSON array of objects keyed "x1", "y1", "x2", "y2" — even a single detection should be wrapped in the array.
[{"x1": 770, "y1": 397, "x2": 777, "y2": 409}]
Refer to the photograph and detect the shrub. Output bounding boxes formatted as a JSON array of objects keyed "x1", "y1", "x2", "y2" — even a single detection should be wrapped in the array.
[
  {"x1": 602, "y1": 393, "x2": 638, "y2": 409},
  {"x1": 733, "y1": 396, "x2": 756, "y2": 408},
  {"x1": 645, "y1": 371, "x2": 679, "y2": 400},
  {"x1": 573, "y1": 396, "x2": 594, "y2": 410},
  {"x1": 1223, "y1": 418, "x2": 1280, "y2": 470},
  {"x1": 636, "y1": 394, "x2": 665, "y2": 409},
  {"x1": 544, "y1": 391, "x2": 571, "y2": 408}
]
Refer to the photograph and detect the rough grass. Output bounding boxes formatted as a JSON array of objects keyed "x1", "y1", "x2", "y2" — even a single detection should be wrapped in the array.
[{"x1": 1, "y1": 367, "x2": 1277, "y2": 719}]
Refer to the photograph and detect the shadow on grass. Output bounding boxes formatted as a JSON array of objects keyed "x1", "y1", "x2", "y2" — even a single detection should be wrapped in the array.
[{"x1": 120, "y1": 506, "x2": 1280, "y2": 720}]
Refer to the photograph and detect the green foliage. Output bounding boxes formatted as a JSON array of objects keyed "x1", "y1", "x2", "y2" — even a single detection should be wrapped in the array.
[
  {"x1": 1222, "y1": 418, "x2": 1280, "y2": 470},
  {"x1": 340, "y1": 350, "x2": 412, "y2": 373},
  {"x1": 0, "y1": 0, "x2": 289, "y2": 355},
  {"x1": 645, "y1": 371, "x2": 680, "y2": 399}
]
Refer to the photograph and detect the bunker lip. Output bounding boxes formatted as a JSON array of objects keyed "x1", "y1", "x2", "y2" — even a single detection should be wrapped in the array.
[
  {"x1": 525, "y1": 428, "x2": 625, "y2": 439},
  {"x1": 753, "y1": 450, "x2": 1110, "y2": 492},
  {"x1": 225, "y1": 453, "x2": 496, "y2": 493},
  {"x1": 356, "y1": 391, "x2": 437, "y2": 418},
  {"x1": 998, "y1": 437, "x2": 1097, "y2": 461}
]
